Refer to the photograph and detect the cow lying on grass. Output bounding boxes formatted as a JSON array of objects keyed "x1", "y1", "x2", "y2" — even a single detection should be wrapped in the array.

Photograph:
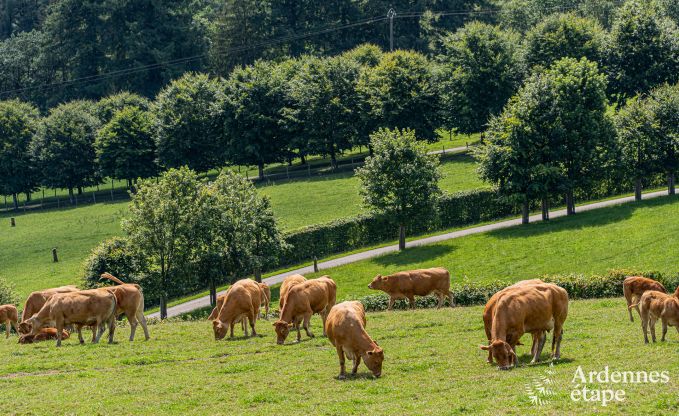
[
  {"x1": 19, "y1": 285, "x2": 79, "y2": 334},
  {"x1": 98, "y1": 273, "x2": 150, "y2": 341},
  {"x1": 274, "y1": 276, "x2": 336, "y2": 345},
  {"x1": 632, "y1": 287, "x2": 679, "y2": 343},
  {"x1": 212, "y1": 279, "x2": 261, "y2": 340},
  {"x1": 623, "y1": 276, "x2": 666, "y2": 322},
  {"x1": 24, "y1": 289, "x2": 117, "y2": 347},
  {"x1": 325, "y1": 301, "x2": 383, "y2": 379},
  {"x1": 19, "y1": 328, "x2": 70, "y2": 344},
  {"x1": 368, "y1": 267, "x2": 452, "y2": 310},
  {"x1": 480, "y1": 283, "x2": 569, "y2": 370},
  {"x1": 0, "y1": 304, "x2": 19, "y2": 338}
]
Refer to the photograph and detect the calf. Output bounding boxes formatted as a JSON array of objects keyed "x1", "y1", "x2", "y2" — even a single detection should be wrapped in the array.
[
  {"x1": 274, "y1": 276, "x2": 336, "y2": 345},
  {"x1": 480, "y1": 283, "x2": 569, "y2": 370},
  {"x1": 633, "y1": 290, "x2": 679, "y2": 343},
  {"x1": 18, "y1": 328, "x2": 70, "y2": 344},
  {"x1": 623, "y1": 276, "x2": 666, "y2": 322},
  {"x1": 368, "y1": 267, "x2": 452, "y2": 310},
  {"x1": 212, "y1": 279, "x2": 261, "y2": 340},
  {"x1": 0, "y1": 304, "x2": 19, "y2": 338},
  {"x1": 25, "y1": 289, "x2": 117, "y2": 347},
  {"x1": 98, "y1": 273, "x2": 150, "y2": 341},
  {"x1": 482, "y1": 279, "x2": 544, "y2": 364},
  {"x1": 19, "y1": 285, "x2": 79, "y2": 333},
  {"x1": 279, "y1": 274, "x2": 306, "y2": 310},
  {"x1": 325, "y1": 301, "x2": 383, "y2": 379},
  {"x1": 258, "y1": 283, "x2": 271, "y2": 320}
]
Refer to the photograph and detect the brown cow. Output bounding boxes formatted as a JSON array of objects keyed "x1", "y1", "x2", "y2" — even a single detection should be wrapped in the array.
[
  {"x1": 325, "y1": 301, "x2": 383, "y2": 379},
  {"x1": 482, "y1": 279, "x2": 544, "y2": 364},
  {"x1": 368, "y1": 267, "x2": 452, "y2": 310},
  {"x1": 279, "y1": 274, "x2": 306, "y2": 310},
  {"x1": 0, "y1": 304, "x2": 19, "y2": 338},
  {"x1": 273, "y1": 276, "x2": 336, "y2": 345},
  {"x1": 98, "y1": 273, "x2": 150, "y2": 341},
  {"x1": 25, "y1": 289, "x2": 117, "y2": 347},
  {"x1": 18, "y1": 328, "x2": 70, "y2": 344},
  {"x1": 212, "y1": 279, "x2": 261, "y2": 340},
  {"x1": 19, "y1": 285, "x2": 79, "y2": 333},
  {"x1": 258, "y1": 283, "x2": 271, "y2": 319},
  {"x1": 480, "y1": 283, "x2": 569, "y2": 370},
  {"x1": 623, "y1": 276, "x2": 667, "y2": 322},
  {"x1": 633, "y1": 290, "x2": 679, "y2": 343}
]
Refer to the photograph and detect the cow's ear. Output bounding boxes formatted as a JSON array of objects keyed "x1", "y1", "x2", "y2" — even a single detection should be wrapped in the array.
[
  {"x1": 367, "y1": 350, "x2": 374, "y2": 356},
  {"x1": 479, "y1": 344, "x2": 490, "y2": 351}
]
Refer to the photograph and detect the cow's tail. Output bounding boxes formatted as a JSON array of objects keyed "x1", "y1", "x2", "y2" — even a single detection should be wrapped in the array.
[
  {"x1": 628, "y1": 303, "x2": 639, "y2": 310},
  {"x1": 100, "y1": 272, "x2": 126, "y2": 285}
]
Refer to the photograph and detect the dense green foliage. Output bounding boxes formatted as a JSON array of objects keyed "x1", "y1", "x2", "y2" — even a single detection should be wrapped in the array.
[{"x1": 0, "y1": 275, "x2": 18, "y2": 305}]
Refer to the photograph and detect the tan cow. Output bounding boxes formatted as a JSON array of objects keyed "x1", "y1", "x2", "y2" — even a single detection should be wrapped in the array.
[
  {"x1": 25, "y1": 289, "x2": 117, "y2": 347},
  {"x1": 258, "y1": 283, "x2": 271, "y2": 319},
  {"x1": 279, "y1": 274, "x2": 307, "y2": 310},
  {"x1": 98, "y1": 273, "x2": 149, "y2": 341},
  {"x1": 368, "y1": 267, "x2": 452, "y2": 310},
  {"x1": 19, "y1": 285, "x2": 79, "y2": 333},
  {"x1": 0, "y1": 304, "x2": 19, "y2": 338},
  {"x1": 273, "y1": 276, "x2": 336, "y2": 345},
  {"x1": 623, "y1": 276, "x2": 667, "y2": 322},
  {"x1": 633, "y1": 290, "x2": 679, "y2": 343},
  {"x1": 480, "y1": 283, "x2": 569, "y2": 370},
  {"x1": 18, "y1": 328, "x2": 70, "y2": 344},
  {"x1": 325, "y1": 301, "x2": 383, "y2": 379},
  {"x1": 212, "y1": 279, "x2": 261, "y2": 340},
  {"x1": 482, "y1": 279, "x2": 544, "y2": 364}
]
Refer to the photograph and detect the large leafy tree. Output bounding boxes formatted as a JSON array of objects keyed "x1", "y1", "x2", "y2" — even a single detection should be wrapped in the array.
[
  {"x1": 0, "y1": 99, "x2": 40, "y2": 209},
  {"x1": 357, "y1": 128, "x2": 441, "y2": 250},
  {"x1": 30, "y1": 100, "x2": 100, "y2": 202},
  {"x1": 436, "y1": 21, "x2": 522, "y2": 135},
  {"x1": 95, "y1": 92, "x2": 150, "y2": 124},
  {"x1": 647, "y1": 83, "x2": 679, "y2": 194},
  {"x1": 154, "y1": 72, "x2": 226, "y2": 172},
  {"x1": 0, "y1": 30, "x2": 52, "y2": 105}
]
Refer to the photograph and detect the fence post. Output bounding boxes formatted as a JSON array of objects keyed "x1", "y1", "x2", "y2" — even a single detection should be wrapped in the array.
[
  {"x1": 111, "y1": 179, "x2": 114, "y2": 201},
  {"x1": 286, "y1": 165, "x2": 290, "y2": 179},
  {"x1": 10, "y1": 217, "x2": 15, "y2": 227},
  {"x1": 52, "y1": 248, "x2": 59, "y2": 263}
]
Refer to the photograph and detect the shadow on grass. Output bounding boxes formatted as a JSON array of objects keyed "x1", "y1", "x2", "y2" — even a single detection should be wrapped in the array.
[
  {"x1": 373, "y1": 245, "x2": 455, "y2": 268},
  {"x1": 336, "y1": 372, "x2": 380, "y2": 381}
]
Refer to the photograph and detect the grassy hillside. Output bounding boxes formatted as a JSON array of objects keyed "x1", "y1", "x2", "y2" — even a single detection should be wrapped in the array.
[{"x1": 1, "y1": 299, "x2": 676, "y2": 415}]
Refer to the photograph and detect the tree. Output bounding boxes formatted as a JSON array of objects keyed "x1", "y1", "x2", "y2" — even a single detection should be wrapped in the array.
[
  {"x1": 647, "y1": 83, "x2": 679, "y2": 194},
  {"x1": 357, "y1": 50, "x2": 441, "y2": 141},
  {"x1": 154, "y1": 72, "x2": 226, "y2": 172},
  {"x1": 0, "y1": 99, "x2": 39, "y2": 209},
  {"x1": 0, "y1": 30, "x2": 53, "y2": 106},
  {"x1": 357, "y1": 128, "x2": 441, "y2": 250},
  {"x1": 30, "y1": 100, "x2": 100, "y2": 202},
  {"x1": 95, "y1": 92, "x2": 150, "y2": 124},
  {"x1": 607, "y1": 0, "x2": 679, "y2": 102},
  {"x1": 95, "y1": 106, "x2": 157, "y2": 187},
  {"x1": 436, "y1": 21, "x2": 522, "y2": 135}
]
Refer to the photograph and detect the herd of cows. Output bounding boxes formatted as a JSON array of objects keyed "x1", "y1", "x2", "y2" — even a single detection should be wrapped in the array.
[{"x1": 1, "y1": 269, "x2": 678, "y2": 379}]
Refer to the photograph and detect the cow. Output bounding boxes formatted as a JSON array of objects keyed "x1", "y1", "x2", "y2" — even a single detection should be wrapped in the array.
[
  {"x1": 258, "y1": 283, "x2": 271, "y2": 320},
  {"x1": 98, "y1": 273, "x2": 150, "y2": 341},
  {"x1": 18, "y1": 328, "x2": 70, "y2": 344},
  {"x1": 623, "y1": 276, "x2": 667, "y2": 322},
  {"x1": 273, "y1": 276, "x2": 336, "y2": 345},
  {"x1": 368, "y1": 267, "x2": 452, "y2": 310},
  {"x1": 632, "y1": 290, "x2": 679, "y2": 343},
  {"x1": 212, "y1": 279, "x2": 261, "y2": 340},
  {"x1": 480, "y1": 283, "x2": 569, "y2": 370},
  {"x1": 24, "y1": 289, "x2": 117, "y2": 347},
  {"x1": 0, "y1": 304, "x2": 19, "y2": 338},
  {"x1": 279, "y1": 274, "x2": 307, "y2": 310},
  {"x1": 19, "y1": 285, "x2": 79, "y2": 333},
  {"x1": 325, "y1": 301, "x2": 383, "y2": 379},
  {"x1": 482, "y1": 279, "x2": 544, "y2": 364}
]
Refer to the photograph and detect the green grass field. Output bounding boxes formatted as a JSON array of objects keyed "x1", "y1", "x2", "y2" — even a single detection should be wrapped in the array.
[{"x1": 1, "y1": 298, "x2": 676, "y2": 415}]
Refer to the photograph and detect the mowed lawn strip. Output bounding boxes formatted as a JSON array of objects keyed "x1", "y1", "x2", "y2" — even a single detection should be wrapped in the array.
[{"x1": 1, "y1": 299, "x2": 677, "y2": 415}]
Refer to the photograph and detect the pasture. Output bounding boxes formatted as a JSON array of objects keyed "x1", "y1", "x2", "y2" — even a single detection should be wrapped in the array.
[{"x1": 1, "y1": 299, "x2": 677, "y2": 415}]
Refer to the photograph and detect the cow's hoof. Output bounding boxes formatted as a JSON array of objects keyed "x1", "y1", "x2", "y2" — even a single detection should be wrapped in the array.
[{"x1": 338, "y1": 374, "x2": 346, "y2": 380}]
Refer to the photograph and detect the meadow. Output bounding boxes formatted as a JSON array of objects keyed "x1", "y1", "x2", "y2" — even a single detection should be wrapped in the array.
[{"x1": 1, "y1": 299, "x2": 676, "y2": 415}]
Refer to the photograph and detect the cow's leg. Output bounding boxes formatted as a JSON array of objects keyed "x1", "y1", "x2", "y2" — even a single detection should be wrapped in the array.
[
  {"x1": 249, "y1": 312, "x2": 257, "y2": 337},
  {"x1": 128, "y1": 314, "x2": 138, "y2": 342},
  {"x1": 661, "y1": 319, "x2": 668, "y2": 342},
  {"x1": 336, "y1": 346, "x2": 346, "y2": 379},
  {"x1": 650, "y1": 318, "x2": 657, "y2": 343},
  {"x1": 295, "y1": 317, "x2": 302, "y2": 342},
  {"x1": 321, "y1": 310, "x2": 328, "y2": 337},
  {"x1": 4, "y1": 319, "x2": 9, "y2": 338},
  {"x1": 532, "y1": 332, "x2": 547, "y2": 364},
  {"x1": 303, "y1": 313, "x2": 314, "y2": 338},
  {"x1": 107, "y1": 316, "x2": 116, "y2": 344},
  {"x1": 624, "y1": 288, "x2": 634, "y2": 322},
  {"x1": 351, "y1": 355, "x2": 361, "y2": 375},
  {"x1": 229, "y1": 321, "x2": 235, "y2": 338},
  {"x1": 436, "y1": 292, "x2": 445, "y2": 309},
  {"x1": 552, "y1": 326, "x2": 563, "y2": 360},
  {"x1": 11, "y1": 320, "x2": 19, "y2": 336},
  {"x1": 641, "y1": 315, "x2": 650, "y2": 344},
  {"x1": 56, "y1": 320, "x2": 64, "y2": 347},
  {"x1": 408, "y1": 295, "x2": 416, "y2": 309},
  {"x1": 387, "y1": 297, "x2": 395, "y2": 311},
  {"x1": 93, "y1": 323, "x2": 102, "y2": 343},
  {"x1": 448, "y1": 291, "x2": 455, "y2": 307},
  {"x1": 77, "y1": 326, "x2": 84, "y2": 344},
  {"x1": 243, "y1": 317, "x2": 249, "y2": 337},
  {"x1": 137, "y1": 311, "x2": 150, "y2": 341}
]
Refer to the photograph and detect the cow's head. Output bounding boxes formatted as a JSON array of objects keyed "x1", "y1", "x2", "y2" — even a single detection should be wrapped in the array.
[
  {"x1": 368, "y1": 275, "x2": 385, "y2": 290},
  {"x1": 480, "y1": 340, "x2": 517, "y2": 370},
  {"x1": 273, "y1": 320, "x2": 292, "y2": 345},
  {"x1": 212, "y1": 320, "x2": 227, "y2": 340},
  {"x1": 23, "y1": 317, "x2": 43, "y2": 336},
  {"x1": 18, "y1": 334, "x2": 34, "y2": 344},
  {"x1": 363, "y1": 345, "x2": 384, "y2": 378},
  {"x1": 18, "y1": 321, "x2": 32, "y2": 335}
]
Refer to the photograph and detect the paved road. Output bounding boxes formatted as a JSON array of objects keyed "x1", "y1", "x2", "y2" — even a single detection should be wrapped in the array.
[{"x1": 147, "y1": 189, "x2": 673, "y2": 319}]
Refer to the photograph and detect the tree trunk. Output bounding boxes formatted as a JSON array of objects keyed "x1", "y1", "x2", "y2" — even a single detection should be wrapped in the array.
[
  {"x1": 398, "y1": 224, "x2": 406, "y2": 251},
  {"x1": 368, "y1": 145, "x2": 373, "y2": 156},
  {"x1": 521, "y1": 199, "x2": 529, "y2": 224},
  {"x1": 258, "y1": 163, "x2": 264, "y2": 180},
  {"x1": 209, "y1": 278, "x2": 217, "y2": 307},
  {"x1": 300, "y1": 154, "x2": 306, "y2": 165},
  {"x1": 12, "y1": 193, "x2": 18, "y2": 210},
  {"x1": 254, "y1": 267, "x2": 262, "y2": 283},
  {"x1": 25, "y1": 192, "x2": 31, "y2": 202},
  {"x1": 667, "y1": 172, "x2": 675, "y2": 195},
  {"x1": 68, "y1": 187, "x2": 75, "y2": 204},
  {"x1": 541, "y1": 197, "x2": 549, "y2": 221},
  {"x1": 330, "y1": 147, "x2": 337, "y2": 169},
  {"x1": 159, "y1": 295, "x2": 167, "y2": 320},
  {"x1": 565, "y1": 190, "x2": 575, "y2": 215},
  {"x1": 634, "y1": 178, "x2": 642, "y2": 201},
  {"x1": 77, "y1": 186, "x2": 83, "y2": 195}
]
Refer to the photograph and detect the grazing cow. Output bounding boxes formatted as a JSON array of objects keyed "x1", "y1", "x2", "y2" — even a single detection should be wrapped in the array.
[
  {"x1": 623, "y1": 276, "x2": 667, "y2": 322},
  {"x1": 18, "y1": 328, "x2": 70, "y2": 344},
  {"x1": 258, "y1": 283, "x2": 271, "y2": 319},
  {"x1": 98, "y1": 273, "x2": 150, "y2": 341},
  {"x1": 482, "y1": 279, "x2": 544, "y2": 364},
  {"x1": 0, "y1": 304, "x2": 19, "y2": 338},
  {"x1": 633, "y1": 290, "x2": 679, "y2": 343},
  {"x1": 212, "y1": 279, "x2": 261, "y2": 340},
  {"x1": 368, "y1": 267, "x2": 452, "y2": 310},
  {"x1": 279, "y1": 274, "x2": 307, "y2": 310},
  {"x1": 208, "y1": 293, "x2": 226, "y2": 321},
  {"x1": 273, "y1": 276, "x2": 336, "y2": 345},
  {"x1": 19, "y1": 285, "x2": 79, "y2": 333},
  {"x1": 25, "y1": 289, "x2": 117, "y2": 347},
  {"x1": 480, "y1": 283, "x2": 569, "y2": 370},
  {"x1": 325, "y1": 301, "x2": 383, "y2": 379}
]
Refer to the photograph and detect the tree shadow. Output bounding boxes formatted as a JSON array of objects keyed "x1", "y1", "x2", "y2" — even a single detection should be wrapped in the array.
[{"x1": 372, "y1": 244, "x2": 455, "y2": 268}]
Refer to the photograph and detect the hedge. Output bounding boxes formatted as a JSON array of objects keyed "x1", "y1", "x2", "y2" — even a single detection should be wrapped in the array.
[{"x1": 0, "y1": 276, "x2": 18, "y2": 306}]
